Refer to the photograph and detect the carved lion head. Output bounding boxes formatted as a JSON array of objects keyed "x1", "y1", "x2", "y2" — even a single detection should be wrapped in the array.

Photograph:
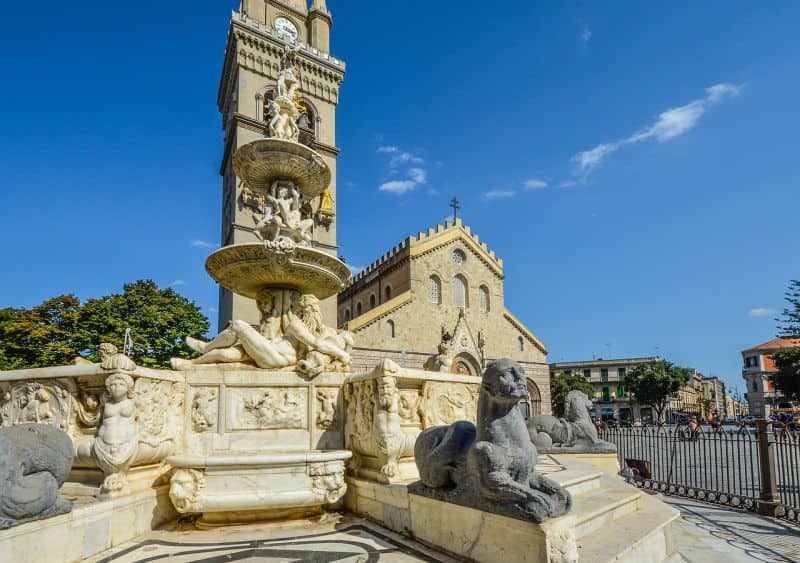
[{"x1": 482, "y1": 359, "x2": 529, "y2": 403}]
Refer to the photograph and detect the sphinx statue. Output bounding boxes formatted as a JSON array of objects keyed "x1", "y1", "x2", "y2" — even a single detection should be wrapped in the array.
[
  {"x1": 0, "y1": 424, "x2": 75, "y2": 528},
  {"x1": 411, "y1": 359, "x2": 572, "y2": 523},
  {"x1": 528, "y1": 390, "x2": 616, "y2": 454}
]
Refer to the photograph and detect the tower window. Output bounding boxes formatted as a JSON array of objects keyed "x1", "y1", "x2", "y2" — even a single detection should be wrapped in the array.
[
  {"x1": 369, "y1": 294, "x2": 376, "y2": 308},
  {"x1": 384, "y1": 286, "x2": 392, "y2": 302},
  {"x1": 518, "y1": 336, "x2": 525, "y2": 352},
  {"x1": 386, "y1": 319, "x2": 395, "y2": 338},
  {"x1": 356, "y1": 302, "x2": 362, "y2": 316},
  {"x1": 428, "y1": 276, "x2": 442, "y2": 304},
  {"x1": 344, "y1": 309, "x2": 351, "y2": 321},
  {"x1": 453, "y1": 275, "x2": 468, "y2": 308},
  {"x1": 479, "y1": 285, "x2": 490, "y2": 313}
]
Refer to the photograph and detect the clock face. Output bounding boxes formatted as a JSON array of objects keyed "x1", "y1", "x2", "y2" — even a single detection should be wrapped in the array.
[{"x1": 274, "y1": 17, "x2": 298, "y2": 42}]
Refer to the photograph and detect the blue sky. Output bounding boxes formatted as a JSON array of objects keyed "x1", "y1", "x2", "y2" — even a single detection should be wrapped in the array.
[{"x1": 1, "y1": 1, "x2": 798, "y2": 394}]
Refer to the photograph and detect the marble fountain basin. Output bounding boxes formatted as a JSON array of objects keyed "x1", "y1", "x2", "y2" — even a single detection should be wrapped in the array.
[
  {"x1": 206, "y1": 243, "x2": 351, "y2": 300},
  {"x1": 167, "y1": 449, "x2": 352, "y2": 528},
  {"x1": 232, "y1": 138, "x2": 331, "y2": 200}
]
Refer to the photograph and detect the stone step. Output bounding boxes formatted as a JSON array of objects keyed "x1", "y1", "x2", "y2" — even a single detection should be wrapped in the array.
[
  {"x1": 572, "y1": 481, "x2": 642, "y2": 538},
  {"x1": 546, "y1": 466, "x2": 604, "y2": 497},
  {"x1": 577, "y1": 493, "x2": 680, "y2": 563}
]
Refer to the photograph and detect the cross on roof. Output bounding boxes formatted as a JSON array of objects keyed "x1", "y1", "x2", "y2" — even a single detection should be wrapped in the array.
[{"x1": 450, "y1": 197, "x2": 460, "y2": 223}]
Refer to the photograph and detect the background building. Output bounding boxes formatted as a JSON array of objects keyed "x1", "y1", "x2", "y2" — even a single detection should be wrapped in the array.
[
  {"x1": 217, "y1": 0, "x2": 345, "y2": 327},
  {"x1": 551, "y1": 358, "x2": 733, "y2": 423},
  {"x1": 742, "y1": 337, "x2": 800, "y2": 417},
  {"x1": 549, "y1": 357, "x2": 659, "y2": 423},
  {"x1": 338, "y1": 219, "x2": 552, "y2": 415}
]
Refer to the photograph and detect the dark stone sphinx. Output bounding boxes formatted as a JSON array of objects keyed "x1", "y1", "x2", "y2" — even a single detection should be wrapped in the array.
[
  {"x1": 528, "y1": 390, "x2": 617, "y2": 454},
  {"x1": 0, "y1": 423, "x2": 75, "y2": 528},
  {"x1": 410, "y1": 359, "x2": 572, "y2": 523}
]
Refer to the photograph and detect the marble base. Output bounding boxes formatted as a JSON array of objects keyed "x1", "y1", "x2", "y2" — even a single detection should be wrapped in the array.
[
  {"x1": 167, "y1": 450, "x2": 352, "y2": 527},
  {"x1": 0, "y1": 486, "x2": 176, "y2": 563},
  {"x1": 549, "y1": 452, "x2": 621, "y2": 476}
]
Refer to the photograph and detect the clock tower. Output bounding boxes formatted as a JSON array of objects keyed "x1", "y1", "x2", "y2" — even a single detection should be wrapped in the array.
[{"x1": 217, "y1": 0, "x2": 345, "y2": 327}]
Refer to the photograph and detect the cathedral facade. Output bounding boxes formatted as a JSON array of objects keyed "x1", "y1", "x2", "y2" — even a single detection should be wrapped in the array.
[{"x1": 338, "y1": 219, "x2": 551, "y2": 415}]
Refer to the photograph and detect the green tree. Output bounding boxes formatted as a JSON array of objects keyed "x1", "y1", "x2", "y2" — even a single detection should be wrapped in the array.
[
  {"x1": 776, "y1": 280, "x2": 800, "y2": 337},
  {"x1": 773, "y1": 348, "x2": 800, "y2": 400},
  {"x1": 550, "y1": 374, "x2": 595, "y2": 417},
  {"x1": 0, "y1": 280, "x2": 209, "y2": 370},
  {"x1": 773, "y1": 280, "x2": 800, "y2": 399},
  {"x1": 0, "y1": 296, "x2": 82, "y2": 368},
  {"x1": 77, "y1": 280, "x2": 209, "y2": 368},
  {"x1": 624, "y1": 360, "x2": 690, "y2": 423}
]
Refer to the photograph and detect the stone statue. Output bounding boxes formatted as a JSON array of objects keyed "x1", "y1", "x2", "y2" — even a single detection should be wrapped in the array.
[
  {"x1": 99, "y1": 343, "x2": 136, "y2": 371},
  {"x1": 423, "y1": 327, "x2": 453, "y2": 372},
  {"x1": 528, "y1": 390, "x2": 616, "y2": 453},
  {"x1": 93, "y1": 372, "x2": 139, "y2": 495},
  {"x1": 0, "y1": 423, "x2": 75, "y2": 528},
  {"x1": 172, "y1": 291, "x2": 353, "y2": 377},
  {"x1": 259, "y1": 180, "x2": 314, "y2": 245},
  {"x1": 169, "y1": 468, "x2": 205, "y2": 514},
  {"x1": 411, "y1": 359, "x2": 572, "y2": 523},
  {"x1": 374, "y1": 369, "x2": 413, "y2": 480},
  {"x1": 267, "y1": 46, "x2": 302, "y2": 142}
]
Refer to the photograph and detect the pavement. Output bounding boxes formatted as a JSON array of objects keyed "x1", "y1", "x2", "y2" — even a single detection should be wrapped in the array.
[{"x1": 664, "y1": 495, "x2": 800, "y2": 563}]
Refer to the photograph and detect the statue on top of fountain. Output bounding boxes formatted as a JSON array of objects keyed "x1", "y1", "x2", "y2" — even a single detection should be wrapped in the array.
[
  {"x1": 171, "y1": 290, "x2": 353, "y2": 377},
  {"x1": 267, "y1": 46, "x2": 303, "y2": 143}
]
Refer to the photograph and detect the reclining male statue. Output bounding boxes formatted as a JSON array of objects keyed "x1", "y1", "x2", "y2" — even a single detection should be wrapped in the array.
[
  {"x1": 0, "y1": 423, "x2": 75, "y2": 528},
  {"x1": 411, "y1": 359, "x2": 572, "y2": 523},
  {"x1": 171, "y1": 292, "x2": 352, "y2": 376}
]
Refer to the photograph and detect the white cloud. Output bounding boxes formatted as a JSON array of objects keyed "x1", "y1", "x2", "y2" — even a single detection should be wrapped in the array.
[
  {"x1": 390, "y1": 152, "x2": 424, "y2": 168},
  {"x1": 581, "y1": 27, "x2": 592, "y2": 42},
  {"x1": 409, "y1": 168, "x2": 427, "y2": 184},
  {"x1": 748, "y1": 308, "x2": 775, "y2": 318},
  {"x1": 379, "y1": 180, "x2": 417, "y2": 195},
  {"x1": 484, "y1": 189, "x2": 516, "y2": 200},
  {"x1": 171, "y1": 279, "x2": 187, "y2": 287},
  {"x1": 524, "y1": 179, "x2": 548, "y2": 189},
  {"x1": 570, "y1": 82, "x2": 743, "y2": 178},
  {"x1": 559, "y1": 180, "x2": 579, "y2": 188},
  {"x1": 191, "y1": 239, "x2": 215, "y2": 248},
  {"x1": 377, "y1": 146, "x2": 398, "y2": 154}
]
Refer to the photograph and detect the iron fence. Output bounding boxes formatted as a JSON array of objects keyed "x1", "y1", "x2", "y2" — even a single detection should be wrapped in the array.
[{"x1": 602, "y1": 421, "x2": 800, "y2": 524}]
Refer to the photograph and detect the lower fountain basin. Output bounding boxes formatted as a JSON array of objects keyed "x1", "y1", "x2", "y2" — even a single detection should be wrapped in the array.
[
  {"x1": 205, "y1": 243, "x2": 351, "y2": 300},
  {"x1": 167, "y1": 450, "x2": 352, "y2": 528}
]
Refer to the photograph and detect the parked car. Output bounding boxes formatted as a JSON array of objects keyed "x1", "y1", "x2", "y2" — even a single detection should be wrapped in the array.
[{"x1": 741, "y1": 415, "x2": 759, "y2": 426}]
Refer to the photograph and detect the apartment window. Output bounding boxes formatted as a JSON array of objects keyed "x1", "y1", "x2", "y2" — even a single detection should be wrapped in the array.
[
  {"x1": 356, "y1": 302, "x2": 362, "y2": 316},
  {"x1": 618, "y1": 367, "x2": 626, "y2": 379},
  {"x1": 564, "y1": 370, "x2": 572, "y2": 377},
  {"x1": 601, "y1": 368, "x2": 609, "y2": 382},
  {"x1": 602, "y1": 387, "x2": 610, "y2": 402},
  {"x1": 583, "y1": 369, "x2": 591, "y2": 378},
  {"x1": 617, "y1": 385, "x2": 628, "y2": 398}
]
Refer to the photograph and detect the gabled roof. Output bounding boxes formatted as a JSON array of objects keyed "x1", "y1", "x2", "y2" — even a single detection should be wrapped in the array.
[
  {"x1": 346, "y1": 218, "x2": 504, "y2": 290},
  {"x1": 743, "y1": 337, "x2": 800, "y2": 354}
]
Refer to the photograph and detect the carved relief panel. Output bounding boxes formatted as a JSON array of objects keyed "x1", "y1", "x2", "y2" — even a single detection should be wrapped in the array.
[
  {"x1": 420, "y1": 381, "x2": 478, "y2": 429},
  {"x1": 227, "y1": 387, "x2": 308, "y2": 430},
  {"x1": 0, "y1": 379, "x2": 75, "y2": 431}
]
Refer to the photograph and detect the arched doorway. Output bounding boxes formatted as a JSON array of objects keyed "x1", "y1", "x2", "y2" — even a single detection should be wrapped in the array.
[
  {"x1": 527, "y1": 379, "x2": 542, "y2": 417},
  {"x1": 451, "y1": 352, "x2": 480, "y2": 376}
]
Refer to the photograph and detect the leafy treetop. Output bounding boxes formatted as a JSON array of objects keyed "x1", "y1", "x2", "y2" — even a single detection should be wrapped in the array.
[
  {"x1": 550, "y1": 373, "x2": 595, "y2": 418},
  {"x1": 624, "y1": 360, "x2": 690, "y2": 423}
]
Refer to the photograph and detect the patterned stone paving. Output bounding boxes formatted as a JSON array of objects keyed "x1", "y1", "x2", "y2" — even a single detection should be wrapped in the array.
[
  {"x1": 89, "y1": 514, "x2": 454, "y2": 563},
  {"x1": 665, "y1": 495, "x2": 800, "y2": 563}
]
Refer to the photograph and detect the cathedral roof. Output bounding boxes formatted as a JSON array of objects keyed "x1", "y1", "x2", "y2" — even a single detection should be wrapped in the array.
[{"x1": 347, "y1": 218, "x2": 504, "y2": 289}]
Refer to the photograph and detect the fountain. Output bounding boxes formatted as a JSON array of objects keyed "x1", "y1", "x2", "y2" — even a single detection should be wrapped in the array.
[{"x1": 164, "y1": 46, "x2": 353, "y2": 527}]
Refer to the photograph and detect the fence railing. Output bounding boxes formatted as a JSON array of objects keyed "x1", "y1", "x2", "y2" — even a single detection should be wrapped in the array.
[{"x1": 602, "y1": 421, "x2": 800, "y2": 524}]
